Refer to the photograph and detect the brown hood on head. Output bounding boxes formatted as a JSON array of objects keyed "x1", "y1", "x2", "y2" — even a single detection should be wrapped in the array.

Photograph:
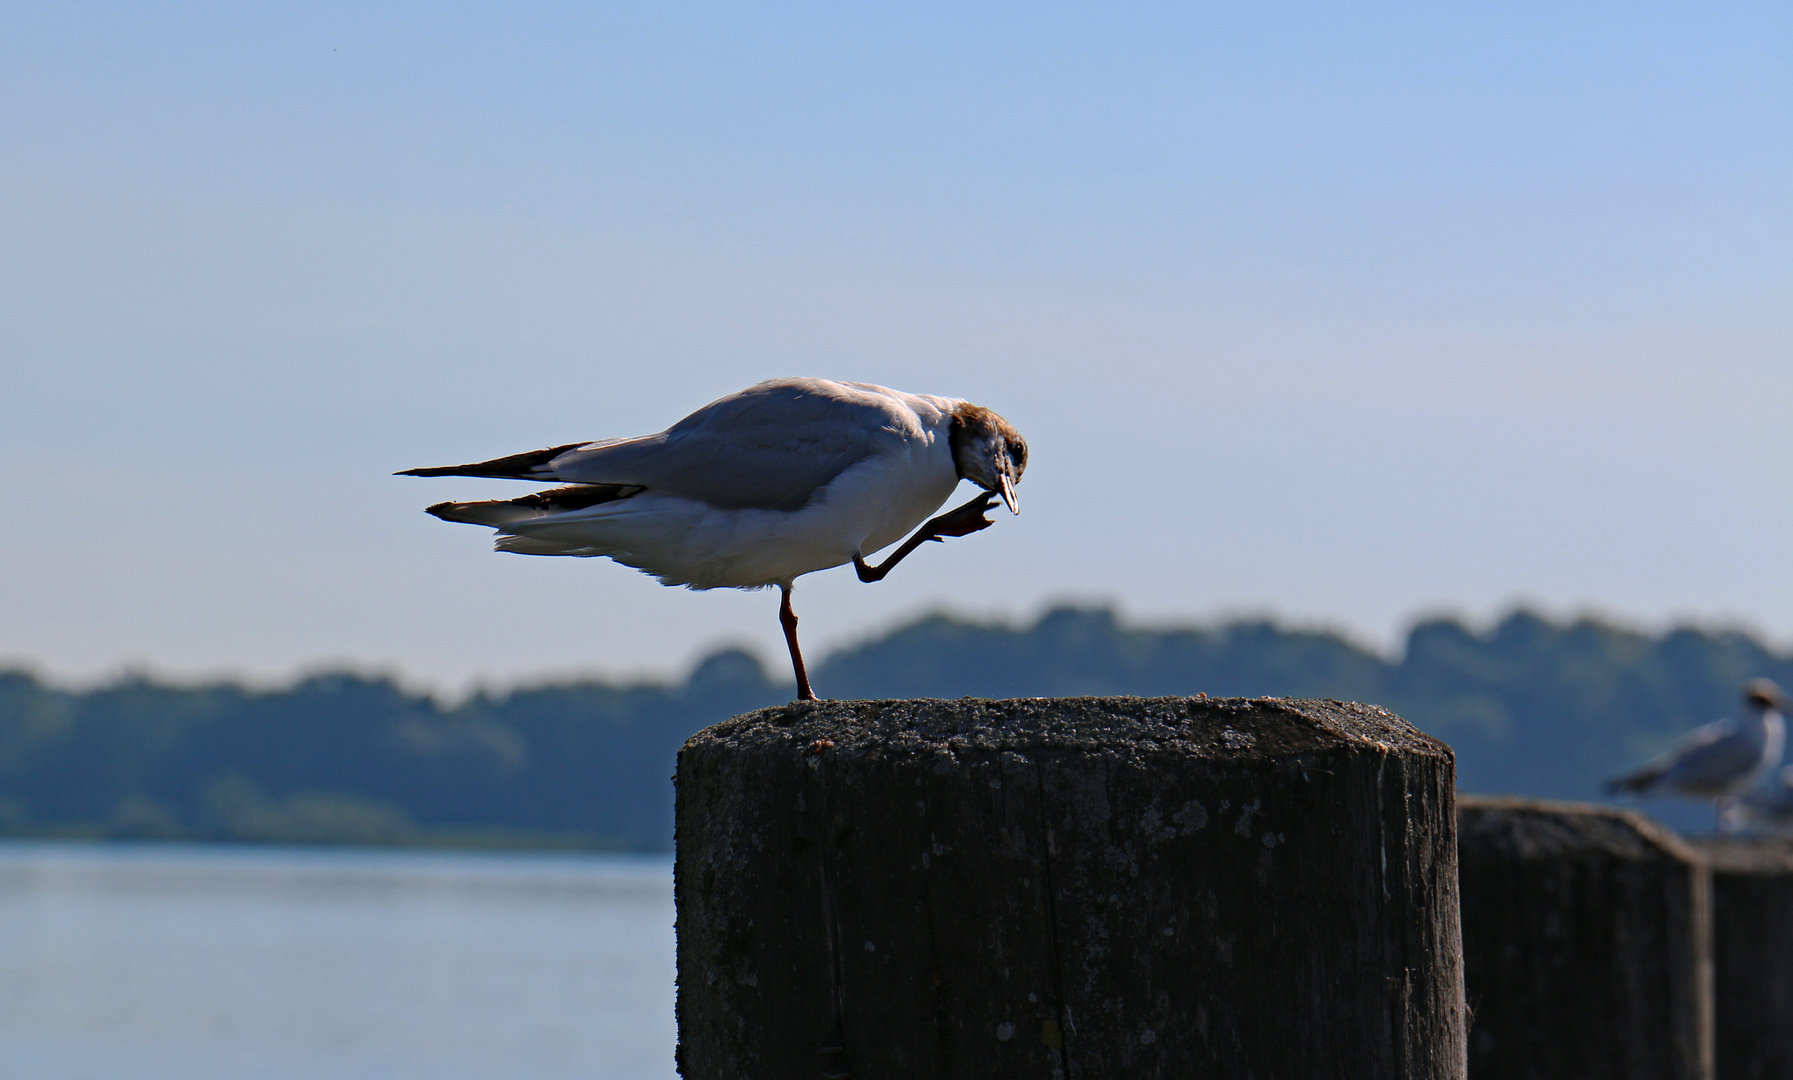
[
  {"x1": 1744, "y1": 678, "x2": 1788, "y2": 711},
  {"x1": 948, "y1": 403, "x2": 1027, "y2": 513}
]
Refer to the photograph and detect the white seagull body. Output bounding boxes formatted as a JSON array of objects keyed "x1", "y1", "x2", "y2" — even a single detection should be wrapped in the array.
[
  {"x1": 401, "y1": 378, "x2": 1027, "y2": 699},
  {"x1": 1608, "y1": 679, "x2": 1789, "y2": 829},
  {"x1": 1721, "y1": 765, "x2": 1793, "y2": 835}
]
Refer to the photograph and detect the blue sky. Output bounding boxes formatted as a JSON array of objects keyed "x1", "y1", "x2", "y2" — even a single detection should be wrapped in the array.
[{"x1": 3, "y1": 2, "x2": 1789, "y2": 688}]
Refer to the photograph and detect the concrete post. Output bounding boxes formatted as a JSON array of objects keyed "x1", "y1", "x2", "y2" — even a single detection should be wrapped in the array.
[
  {"x1": 1686, "y1": 836, "x2": 1793, "y2": 1080},
  {"x1": 1457, "y1": 796, "x2": 1712, "y2": 1079},
  {"x1": 676, "y1": 696, "x2": 1464, "y2": 1078}
]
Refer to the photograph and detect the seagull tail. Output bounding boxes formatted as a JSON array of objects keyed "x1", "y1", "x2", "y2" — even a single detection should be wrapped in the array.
[
  {"x1": 1605, "y1": 763, "x2": 1667, "y2": 795},
  {"x1": 397, "y1": 442, "x2": 589, "y2": 480},
  {"x1": 425, "y1": 484, "x2": 646, "y2": 527}
]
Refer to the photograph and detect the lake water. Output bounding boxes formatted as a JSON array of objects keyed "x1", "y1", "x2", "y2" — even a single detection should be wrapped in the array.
[{"x1": 0, "y1": 842, "x2": 677, "y2": 1080}]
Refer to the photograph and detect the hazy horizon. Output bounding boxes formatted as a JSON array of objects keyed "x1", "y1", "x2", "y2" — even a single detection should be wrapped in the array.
[{"x1": 7, "y1": 597, "x2": 1791, "y2": 699}]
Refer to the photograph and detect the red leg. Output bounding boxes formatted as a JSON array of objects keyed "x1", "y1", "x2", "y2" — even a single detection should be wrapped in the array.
[
  {"x1": 780, "y1": 584, "x2": 817, "y2": 701},
  {"x1": 854, "y1": 492, "x2": 998, "y2": 583}
]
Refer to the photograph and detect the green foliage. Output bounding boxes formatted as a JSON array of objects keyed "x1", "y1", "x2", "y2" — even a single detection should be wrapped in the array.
[{"x1": 1, "y1": 607, "x2": 1785, "y2": 848}]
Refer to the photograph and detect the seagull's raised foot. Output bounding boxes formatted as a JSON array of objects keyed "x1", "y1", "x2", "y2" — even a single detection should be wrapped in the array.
[{"x1": 853, "y1": 492, "x2": 999, "y2": 584}]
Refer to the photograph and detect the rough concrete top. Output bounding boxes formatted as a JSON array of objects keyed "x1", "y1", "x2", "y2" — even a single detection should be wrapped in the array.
[
  {"x1": 1458, "y1": 795, "x2": 1700, "y2": 864},
  {"x1": 1685, "y1": 836, "x2": 1793, "y2": 875},
  {"x1": 682, "y1": 695, "x2": 1450, "y2": 762}
]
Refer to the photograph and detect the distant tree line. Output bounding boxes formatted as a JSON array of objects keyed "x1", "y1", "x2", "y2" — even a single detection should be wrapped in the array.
[{"x1": 2, "y1": 606, "x2": 1785, "y2": 849}]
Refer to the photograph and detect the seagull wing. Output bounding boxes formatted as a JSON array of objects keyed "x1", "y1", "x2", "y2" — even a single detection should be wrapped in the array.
[
  {"x1": 1612, "y1": 717, "x2": 1766, "y2": 797},
  {"x1": 538, "y1": 379, "x2": 917, "y2": 512},
  {"x1": 1657, "y1": 720, "x2": 1769, "y2": 794}
]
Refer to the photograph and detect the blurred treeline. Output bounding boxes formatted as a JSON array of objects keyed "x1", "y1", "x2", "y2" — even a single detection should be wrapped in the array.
[{"x1": 2, "y1": 607, "x2": 1786, "y2": 850}]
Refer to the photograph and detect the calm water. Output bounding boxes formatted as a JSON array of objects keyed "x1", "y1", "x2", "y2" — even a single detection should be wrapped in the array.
[{"x1": 0, "y1": 842, "x2": 677, "y2": 1080}]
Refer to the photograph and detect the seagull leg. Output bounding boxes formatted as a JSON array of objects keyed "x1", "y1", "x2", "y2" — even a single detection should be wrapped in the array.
[
  {"x1": 780, "y1": 584, "x2": 818, "y2": 702},
  {"x1": 854, "y1": 492, "x2": 999, "y2": 583}
]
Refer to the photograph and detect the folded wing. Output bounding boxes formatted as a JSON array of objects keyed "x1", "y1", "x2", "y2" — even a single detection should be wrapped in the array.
[
  {"x1": 399, "y1": 379, "x2": 915, "y2": 513},
  {"x1": 1607, "y1": 718, "x2": 1760, "y2": 797}
]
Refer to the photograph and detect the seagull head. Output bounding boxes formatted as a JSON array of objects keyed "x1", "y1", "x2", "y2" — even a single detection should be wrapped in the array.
[
  {"x1": 1744, "y1": 678, "x2": 1789, "y2": 713},
  {"x1": 949, "y1": 403, "x2": 1028, "y2": 514}
]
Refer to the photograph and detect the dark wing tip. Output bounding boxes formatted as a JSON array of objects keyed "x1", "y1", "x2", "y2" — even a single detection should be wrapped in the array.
[
  {"x1": 393, "y1": 442, "x2": 590, "y2": 481},
  {"x1": 422, "y1": 484, "x2": 644, "y2": 526},
  {"x1": 1605, "y1": 767, "x2": 1660, "y2": 794}
]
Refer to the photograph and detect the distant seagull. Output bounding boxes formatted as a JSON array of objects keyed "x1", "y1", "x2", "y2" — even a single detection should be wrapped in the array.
[
  {"x1": 399, "y1": 378, "x2": 1027, "y2": 701},
  {"x1": 1607, "y1": 679, "x2": 1789, "y2": 830}
]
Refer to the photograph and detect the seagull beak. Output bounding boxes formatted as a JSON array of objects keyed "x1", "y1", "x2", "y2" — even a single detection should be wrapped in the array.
[{"x1": 998, "y1": 474, "x2": 1019, "y2": 515}]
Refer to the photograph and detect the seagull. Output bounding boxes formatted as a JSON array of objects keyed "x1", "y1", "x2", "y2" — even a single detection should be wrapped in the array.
[
  {"x1": 1606, "y1": 678, "x2": 1789, "y2": 831},
  {"x1": 399, "y1": 378, "x2": 1027, "y2": 701}
]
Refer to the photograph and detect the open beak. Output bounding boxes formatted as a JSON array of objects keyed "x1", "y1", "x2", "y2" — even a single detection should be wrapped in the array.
[{"x1": 998, "y1": 474, "x2": 1019, "y2": 515}]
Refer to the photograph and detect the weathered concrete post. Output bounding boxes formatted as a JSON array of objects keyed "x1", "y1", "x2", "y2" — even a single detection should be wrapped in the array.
[
  {"x1": 1685, "y1": 837, "x2": 1793, "y2": 1080},
  {"x1": 1457, "y1": 797, "x2": 1713, "y2": 1080},
  {"x1": 676, "y1": 696, "x2": 1465, "y2": 1079}
]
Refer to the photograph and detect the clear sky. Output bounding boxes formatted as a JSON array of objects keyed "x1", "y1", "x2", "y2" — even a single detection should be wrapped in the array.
[{"x1": 3, "y1": 1, "x2": 1789, "y2": 690}]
